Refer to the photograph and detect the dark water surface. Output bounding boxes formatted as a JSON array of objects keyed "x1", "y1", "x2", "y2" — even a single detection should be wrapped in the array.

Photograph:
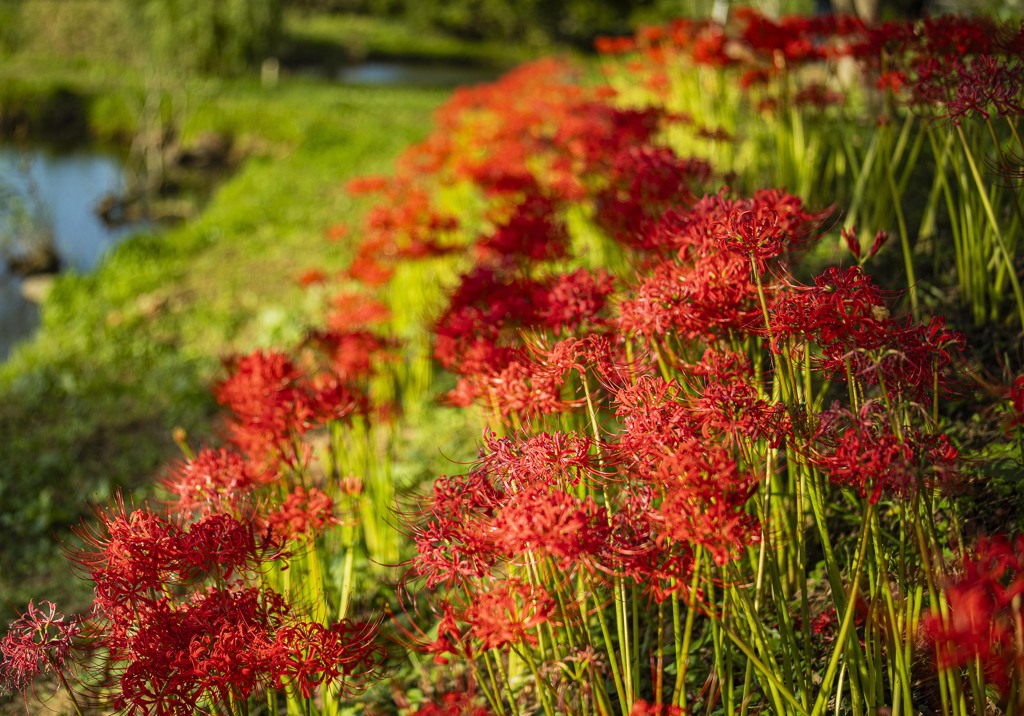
[
  {"x1": 0, "y1": 146, "x2": 147, "y2": 360},
  {"x1": 334, "y1": 60, "x2": 502, "y2": 88}
]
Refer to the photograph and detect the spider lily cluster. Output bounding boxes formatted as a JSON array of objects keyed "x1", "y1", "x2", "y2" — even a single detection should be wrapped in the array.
[{"x1": 4, "y1": 8, "x2": 1024, "y2": 716}]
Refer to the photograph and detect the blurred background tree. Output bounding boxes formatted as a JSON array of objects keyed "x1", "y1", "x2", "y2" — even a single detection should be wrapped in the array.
[
  {"x1": 284, "y1": 0, "x2": 816, "y2": 48},
  {"x1": 0, "y1": 0, "x2": 25, "y2": 56},
  {"x1": 121, "y1": 0, "x2": 284, "y2": 74}
]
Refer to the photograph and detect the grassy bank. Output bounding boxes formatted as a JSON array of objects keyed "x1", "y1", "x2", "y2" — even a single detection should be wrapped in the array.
[{"x1": 0, "y1": 3, "x2": 523, "y2": 614}]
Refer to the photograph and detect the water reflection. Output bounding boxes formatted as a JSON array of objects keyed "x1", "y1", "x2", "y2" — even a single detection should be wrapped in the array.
[
  {"x1": 0, "y1": 274, "x2": 39, "y2": 359},
  {"x1": 334, "y1": 61, "x2": 502, "y2": 88},
  {"x1": 0, "y1": 146, "x2": 146, "y2": 360}
]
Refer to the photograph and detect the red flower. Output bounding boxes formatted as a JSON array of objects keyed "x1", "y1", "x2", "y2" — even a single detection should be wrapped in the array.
[
  {"x1": 216, "y1": 350, "x2": 316, "y2": 461},
  {"x1": 164, "y1": 447, "x2": 275, "y2": 518},
  {"x1": 266, "y1": 486, "x2": 338, "y2": 543},
  {"x1": 1008, "y1": 375, "x2": 1024, "y2": 430},
  {"x1": 1, "y1": 601, "x2": 81, "y2": 694},
  {"x1": 297, "y1": 268, "x2": 327, "y2": 287},
  {"x1": 476, "y1": 428, "x2": 598, "y2": 491},
  {"x1": 491, "y1": 485, "x2": 609, "y2": 569},
  {"x1": 613, "y1": 376, "x2": 697, "y2": 478},
  {"x1": 411, "y1": 472, "x2": 504, "y2": 590},
  {"x1": 477, "y1": 194, "x2": 569, "y2": 263},
  {"x1": 326, "y1": 292, "x2": 391, "y2": 330},
  {"x1": 810, "y1": 402, "x2": 960, "y2": 503},
  {"x1": 923, "y1": 535, "x2": 1024, "y2": 699},
  {"x1": 269, "y1": 618, "x2": 387, "y2": 699},
  {"x1": 653, "y1": 439, "x2": 760, "y2": 567},
  {"x1": 536, "y1": 268, "x2": 615, "y2": 335},
  {"x1": 411, "y1": 691, "x2": 495, "y2": 716},
  {"x1": 594, "y1": 146, "x2": 712, "y2": 247},
  {"x1": 462, "y1": 578, "x2": 555, "y2": 651},
  {"x1": 630, "y1": 699, "x2": 687, "y2": 716},
  {"x1": 107, "y1": 586, "x2": 289, "y2": 714}
]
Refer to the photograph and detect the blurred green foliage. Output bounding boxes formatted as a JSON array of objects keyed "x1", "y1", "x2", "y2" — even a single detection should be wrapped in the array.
[
  {"x1": 122, "y1": 0, "x2": 284, "y2": 74},
  {"x1": 286, "y1": 0, "x2": 816, "y2": 47},
  {"x1": 0, "y1": 0, "x2": 24, "y2": 55}
]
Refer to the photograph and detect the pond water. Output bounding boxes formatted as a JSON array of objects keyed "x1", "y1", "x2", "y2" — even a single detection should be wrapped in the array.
[
  {"x1": 0, "y1": 146, "x2": 148, "y2": 360},
  {"x1": 334, "y1": 60, "x2": 503, "y2": 88}
]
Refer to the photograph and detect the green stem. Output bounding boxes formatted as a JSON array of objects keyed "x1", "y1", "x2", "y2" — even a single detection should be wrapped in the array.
[
  {"x1": 955, "y1": 122, "x2": 1024, "y2": 330},
  {"x1": 810, "y1": 501, "x2": 876, "y2": 716},
  {"x1": 884, "y1": 133, "x2": 919, "y2": 317}
]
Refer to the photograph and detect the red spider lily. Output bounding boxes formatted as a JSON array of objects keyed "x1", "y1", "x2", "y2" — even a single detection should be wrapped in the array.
[
  {"x1": 461, "y1": 578, "x2": 555, "y2": 651},
  {"x1": 491, "y1": 485, "x2": 610, "y2": 569},
  {"x1": 476, "y1": 428, "x2": 598, "y2": 491},
  {"x1": 553, "y1": 102, "x2": 666, "y2": 176},
  {"x1": 410, "y1": 691, "x2": 495, "y2": 716},
  {"x1": 438, "y1": 270, "x2": 620, "y2": 416},
  {"x1": 265, "y1": 486, "x2": 338, "y2": 543},
  {"x1": 691, "y1": 25, "x2": 733, "y2": 68},
  {"x1": 433, "y1": 265, "x2": 543, "y2": 372},
  {"x1": 734, "y1": 7, "x2": 829, "y2": 68},
  {"x1": 916, "y1": 54, "x2": 1024, "y2": 123},
  {"x1": 600, "y1": 484, "x2": 697, "y2": 601},
  {"x1": 408, "y1": 430, "x2": 607, "y2": 588},
  {"x1": 613, "y1": 376, "x2": 698, "y2": 478},
  {"x1": 301, "y1": 328, "x2": 394, "y2": 384},
  {"x1": 707, "y1": 188, "x2": 826, "y2": 270},
  {"x1": 164, "y1": 447, "x2": 276, "y2": 518},
  {"x1": 408, "y1": 470, "x2": 504, "y2": 590},
  {"x1": 69, "y1": 500, "x2": 280, "y2": 622},
  {"x1": 1, "y1": 601, "x2": 81, "y2": 694},
  {"x1": 449, "y1": 335, "x2": 626, "y2": 420},
  {"x1": 687, "y1": 349, "x2": 791, "y2": 446},
  {"x1": 863, "y1": 315, "x2": 966, "y2": 403},
  {"x1": 617, "y1": 250, "x2": 762, "y2": 341},
  {"x1": 176, "y1": 513, "x2": 282, "y2": 581},
  {"x1": 216, "y1": 349, "x2": 368, "y2": 465},
  {"x1": 216, "y1": 350, "x2": 316, "y2": 461},
  {"x1": 100, "y1": 586, "x2": 290, "y2": 714},
  {"x1": 414, "y1": 604, "x2": 466, "y2": 666},
  {"x1": 594, "y1": 147, "x2": 713, "y2": 248},
  {"x1": 69, "y1": 500, "x2": 178, "y2": 615},
  {"x1": 67, "y1": 494, "x2": 385, "y2": 711},
  {"x1": 477, "y1": 194, "x2": 569, "y2": 263},
  {"x1": 326, "y1": 291, "x2": 392, "y2": 329},
  {"x1": 917, "y1": 14, "x2": 998, "y2": 60},
  {"x1": 923, "y1": 534, "x2": 1024, "y2": 700},
  {"x1": 809, "y1": 401, "x2": 960, "y2": 503},
  {"x1": 652, "y1": 438, "x2": 761, "y2": 567},
  {"x1": 766, "y1": 265, "x2": 892, "y2": 353},
  {"x1": 1008, "y1": 375, "x2": 1024, "y2": 431},
  {"x1": 767, "y1": 266, "x2": 965, "y2": 402},
  {"x1": 630, "y1": 699, "x2": 687, "y2": 716},
  {"x1": 343, "y1": 174, "x2": 459, "y2": 285},
  {"x1": 536, "y1": 269, "x2": 615, "y2": 336},
  {"x1": 297, "y1": 268, "x2": 328, "y2": 288},
  {"x1": 444, "y1": 346, "x2": 570, "y2": 417},
  {"x1": 104, "y1": 588, "x2": 384, "y2": 713},
  {"x1": 412, "y1": 517, "x2": 502, "y2": 591},
  {"x1": 269, "y1": 619, "x2": 388, "y2": 699}
]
